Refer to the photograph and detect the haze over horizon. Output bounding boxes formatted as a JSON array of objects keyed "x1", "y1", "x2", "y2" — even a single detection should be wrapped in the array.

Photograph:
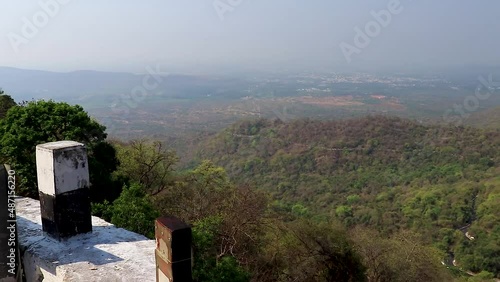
[{"x1": 2, "y1": 0, "x2": 500, "y2": 74}]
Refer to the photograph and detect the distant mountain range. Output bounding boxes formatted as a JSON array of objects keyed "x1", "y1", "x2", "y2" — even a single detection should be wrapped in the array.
[
  {"x1": 0, "y1": 67, "x2": 138, "y2": 100},
  {"x1": 0, "y1": 66, "x2": 224, "y2": 102}
]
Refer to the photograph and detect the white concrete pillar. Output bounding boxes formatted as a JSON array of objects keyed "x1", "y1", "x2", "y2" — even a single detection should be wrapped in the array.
[{"x1": 36, "y1": 141, "x2": 92, "y2": 240}]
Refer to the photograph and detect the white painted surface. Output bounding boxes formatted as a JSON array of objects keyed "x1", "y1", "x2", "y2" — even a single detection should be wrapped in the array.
[
  {"x1": 158, "y1": 270, "x2": 170, "y2": 282},
  {"x1": 36, "y1": 145, "x2": 56, "y2": 196},
  {"x1": 36, "y1": 141, "x2": 90, "y2": 196},
  {"x1": 15, "y1": 197, "x2": 156, "y2": 282},
  {"x1": 158, "y1": 238, "x2": 170, "y2": 263},
  {"x1": 37, "y1": 141, "x2": 84, "y2": 150}
]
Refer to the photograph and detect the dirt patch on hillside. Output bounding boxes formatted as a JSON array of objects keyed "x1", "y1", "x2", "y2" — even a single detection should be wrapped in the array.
[
  {"x1": 295, "y1": 95, "x2": 364, "y2": 107},
  {"x1": 377, "y1": 98, "x2": 406, "y2": 111}
]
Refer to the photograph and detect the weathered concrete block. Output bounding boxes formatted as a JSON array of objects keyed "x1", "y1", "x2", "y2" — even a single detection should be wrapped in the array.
[{"x1": 36, "y1": 141, "x2": 92, "y2": 240}]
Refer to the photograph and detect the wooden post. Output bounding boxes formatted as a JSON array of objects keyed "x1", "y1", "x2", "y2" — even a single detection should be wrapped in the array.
[
  {"x1": 0, "y1": 164, "x2": 21, "y2": 281},
  {"x1": 36, "y1": 141, "x2": 92, "y2": 240},
  {"x1": 155, "y1": 217, "x2": 192, "y2": 282}
]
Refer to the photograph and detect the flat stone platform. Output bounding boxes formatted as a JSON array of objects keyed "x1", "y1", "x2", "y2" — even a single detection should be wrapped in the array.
[{"x1": 15, "y1": 197, "x2": 156, "y2": 282}]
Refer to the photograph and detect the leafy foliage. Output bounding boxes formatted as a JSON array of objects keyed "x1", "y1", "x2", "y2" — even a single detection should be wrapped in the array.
[
  {"x1": 113, "y1": 139, "x2": 179, "y2": 196},
  {"x1": 192, "y1": 216, "x2": 251, "y2": 282},
  {"x1": 0, "y1": 100, "x2": 119, "y2": 200},
  {"x1": 259, "y1": 219, "x2": 367, "y2": 282},
  {"x1": 199, "y1": 116, "x2": 500, "y2": 278},
  {"x1": 351, "y1": 228, "x2": 452, "y2": 282},
  {"x1": 110, "y1": 149, "x2": 262, "y2": 280},
  {"x1": 106, "y1": 183, "x2": 159, "y2": 239},
  {"x1": 154, "y1": 160, "x2": 268, "y2": 278},
  {"x1": 0, "y1": 89, "x2": 16, "y2": 119}
]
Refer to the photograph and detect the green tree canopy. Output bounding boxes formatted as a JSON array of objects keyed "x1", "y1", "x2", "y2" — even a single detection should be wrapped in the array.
[
  {"x1": 0, "y1": 89, "x2": 16, "y2": 119},
  {"x1": 114, "y1": 139, "x2": 179, "y2": 196},
  {"x1": 108, "y1": 182, "x2": 159, "y2": 239},
  {"x1": 0, "y1": 100, "x2": 119, "y2": 200},
  {"x1": 258, "y1": 219, "x2": 367, "y2": 282}
]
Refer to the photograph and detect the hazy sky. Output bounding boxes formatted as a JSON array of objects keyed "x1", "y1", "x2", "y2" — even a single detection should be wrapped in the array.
[{"x1": 1, "y1": 0, "x2": 500, "y2": 73}]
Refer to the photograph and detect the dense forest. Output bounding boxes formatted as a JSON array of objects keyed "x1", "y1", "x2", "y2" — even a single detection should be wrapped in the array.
[
  {"x1": 0, "y1": 91, "x2": 499, "y2": 281},
  {"x1": 198, "y1": 116, "x2": 500, "y2": 280}
]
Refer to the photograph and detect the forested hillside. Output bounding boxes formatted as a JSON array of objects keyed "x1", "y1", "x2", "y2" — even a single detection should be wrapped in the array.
[
  {"x1": 199, "y1": 116, "x2": 500, "y2": 278},
  {"x1": 1, "y1": 93, "x2": 498, "y2": 280},
  {"x1": 467, "y1": 106, "x2": 500, "y2": 129}
]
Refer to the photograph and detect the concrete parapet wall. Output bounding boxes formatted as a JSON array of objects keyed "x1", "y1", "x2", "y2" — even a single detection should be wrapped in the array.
[{"x1": 15, "y1": 197, "x2": 156, "y2": 282}]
